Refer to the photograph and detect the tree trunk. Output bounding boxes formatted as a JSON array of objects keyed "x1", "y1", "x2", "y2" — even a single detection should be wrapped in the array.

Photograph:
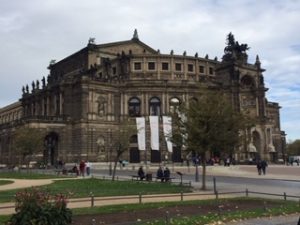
[
  {"x1": 112, "y1": 152, "x2": 122, "y2": 181},
  {"x1": 111, "y1": 159, "x2": 118, "y2": 181},
  {"x1": 195, "y1": 164, "x2": 199, "y2": 182},
  {"x1": 201, "y1": 156, "x2": 207, "y2": 190}
]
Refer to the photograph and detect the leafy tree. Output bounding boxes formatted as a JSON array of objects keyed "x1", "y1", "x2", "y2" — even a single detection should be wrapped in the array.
[
  {"x1": 111, "y1": 119, "x2": 137, "y2": 181},
  {"x1": 13, "y1": 126, "x2": 45, "y2": 169},
  {"x1": 286, "y1": 139, "x2": 300, "y2": 156},
  {"x1": 171, "y1": 88, "x2": 250, "y2": 190}
]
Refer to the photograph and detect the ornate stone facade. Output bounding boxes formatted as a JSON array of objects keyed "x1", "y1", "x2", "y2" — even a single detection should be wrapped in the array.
[{"x1": 0, "y1": 31, "x2": 286, "y2": 165}]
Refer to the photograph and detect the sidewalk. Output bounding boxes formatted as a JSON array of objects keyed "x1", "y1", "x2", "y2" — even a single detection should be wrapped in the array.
[{"x1": 206, "y1": 164, "x2": 300, "y2": 181}]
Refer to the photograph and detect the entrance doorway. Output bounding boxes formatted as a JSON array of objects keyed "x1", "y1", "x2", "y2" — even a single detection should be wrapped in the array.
[
  {"x1": 151, "y1": 150, "x2": 161, "y2": 163},
  {"x1": 129, "y1": 135, "x2": 140, "y2": 163},
  {"x1": 44, "y1": 132, "x2": 58, "y2": 166}
]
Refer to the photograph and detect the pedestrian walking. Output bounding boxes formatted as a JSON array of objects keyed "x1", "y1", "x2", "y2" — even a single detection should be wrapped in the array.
[
  {"x1": 261, "y1": 160, "x2": 268, "y2": 175},
  {"x1": 86, "y1": 161, "x2": 91, "y2": 176},
  {"x1": 256, "y1": 160, "x2": 262, "y2": 175},
  {"x1": 79, "y1": 160, "x2": 86, "y2": 177}
]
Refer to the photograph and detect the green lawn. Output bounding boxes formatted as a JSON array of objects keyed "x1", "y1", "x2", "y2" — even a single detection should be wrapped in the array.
[
  {"x1": 0, "y1": 178, "x2": 192, "y2": 203},
  {"x1": 0, "y1": 172, "x2": 59, "y2": 179},
  {"x1": 0, "y1": 180, "x2": 13, "y2": 186}
]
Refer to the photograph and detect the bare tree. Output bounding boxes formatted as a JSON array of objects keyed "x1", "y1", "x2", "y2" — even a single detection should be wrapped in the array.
[
  {"x1": 111, "y1": 119, "x2": 137, "y2": 181},
  {"x1": 13, "y1": 126, "x2": 45, "y2": 170}
]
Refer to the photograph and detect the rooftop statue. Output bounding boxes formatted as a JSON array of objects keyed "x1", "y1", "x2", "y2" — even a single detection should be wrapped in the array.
[
  {"x1": 88, "y1": 37, "x2": 95, "y2": 44},
  {"x1": 42, "y1": 76, "x2": 46, "y2": 88},
  {"x1": 223, "y1": 32, "x2": 250, "y2": 63},
  {"x1": 132, "y1": 29, "x2": 139, "y2": 40}
]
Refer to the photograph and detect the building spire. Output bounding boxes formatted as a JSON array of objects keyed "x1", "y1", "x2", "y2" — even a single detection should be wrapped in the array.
[{"x1": 132, "y1": 29, "x2": 139, "y2": 40}]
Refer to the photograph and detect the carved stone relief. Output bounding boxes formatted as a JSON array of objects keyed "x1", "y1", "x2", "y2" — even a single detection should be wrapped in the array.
[{"x1": 97, "y1": 95, "x2": 107, "y2": 117}]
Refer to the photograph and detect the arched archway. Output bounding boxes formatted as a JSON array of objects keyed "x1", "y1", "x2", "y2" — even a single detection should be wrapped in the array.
[{"x1": 44, "y1": 132, "x2": 59, "y2": 166}]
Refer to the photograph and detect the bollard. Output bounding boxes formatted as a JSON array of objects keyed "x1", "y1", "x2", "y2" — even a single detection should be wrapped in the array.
[
  {"x1": 246, "y1": 188, "x2": 249, "y2": 197},
  {"x1": 91, "y1": 194, "x2": 94, "y2": 207},
  {"x1": 213, "y1": 177, "x2": 217, "y2": 194},
  {"x1": 263, "y1": 201, "x2": 267, "y2": 211},
  {"x1": 283, "y1": 192, "x2": 287, "y2": 201},
  {"x1": 180, "y1": 191, "x2": 183, "y2": 201},
  {"x1": 139, "y1": 192, "x2": 142, "y2": 204}
]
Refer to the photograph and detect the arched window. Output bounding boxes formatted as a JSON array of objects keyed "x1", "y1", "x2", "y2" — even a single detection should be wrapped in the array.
[
  {"x1": 149, "y1": 97, "x2": 161, "y2": 116},
  {"x1": 241, "y1": 75, "x2": 254, "y2": 88},
  {"x1": 130, "y1": 135, "x2": 138, "y2": 144},
  {"x1": 169, "y1": 97, "x2": 180, "y2": 113},
  {"x1": 128, "y1": 97, "x2": 141, "y2": 117}
]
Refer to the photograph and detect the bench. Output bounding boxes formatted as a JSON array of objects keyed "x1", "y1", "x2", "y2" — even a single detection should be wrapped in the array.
[
  {"x1": 54, "y1": 169, "x2": 66, "y2": 175},
  {"x1": 55, "y1": 168, "x2": 77, "y2": 176},
  {"x1": 131, "y1": 175, "x2": 142, "y2": 181},
  {"x1": 155, "y1": 177, "x2": 175, "y2": 182},
  {"x1": 132, "y1": 173, "x2": 152, "y2": 181}
]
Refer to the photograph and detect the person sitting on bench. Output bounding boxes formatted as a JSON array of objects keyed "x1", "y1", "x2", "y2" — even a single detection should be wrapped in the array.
[
  {"x1": 138, "y1": 166, "x2": 145, "y2": 180},
  {"x1": 164, "y1": 167, "x2": 171, "y2": 182},
  {"x1": 156, "y1": 166, "x2": 164, "y2": 182}
]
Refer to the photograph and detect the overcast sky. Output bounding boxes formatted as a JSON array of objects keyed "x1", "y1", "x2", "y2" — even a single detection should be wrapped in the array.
[{"x1": 0, "y1": 0, "x2": 299, "y2": 141}]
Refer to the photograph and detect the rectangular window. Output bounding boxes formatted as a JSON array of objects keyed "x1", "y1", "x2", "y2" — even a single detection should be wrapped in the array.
[
  {"x1": 148, "y1": 62, "x2": 155, "y2": 70},
  {"x1": 199, "y1": 65, "x2": 205, "y2": 73},
  {"x1": 175, "y1": 63, "x2": 182, "y2": 71},
  {"x1": 134, "y1": 62, "x2": 142, "y2": 70},
  {"x1": 188, "y1": 64, "x2": 194, "y2": 72},
  {"x1": 209, "y1": 67, "x2": 214, "y2": 75},
  {"x1": 162, "y1": 62, "x2": 169, "y2": 71}
]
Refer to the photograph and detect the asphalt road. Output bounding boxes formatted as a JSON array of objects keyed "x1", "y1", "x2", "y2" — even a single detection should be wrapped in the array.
[{"x1": 92, "y1": 168, "x2": 300, "y2": 199}]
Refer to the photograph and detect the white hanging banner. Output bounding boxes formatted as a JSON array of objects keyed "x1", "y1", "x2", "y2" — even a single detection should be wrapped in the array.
[
  {"x1": 163, "y1": 116, "x2": 173, "y2": 152},
  {"x1": 136, "y1": 117, "x2": 146, "y2": 150},
  {"x1": 149, "y1": 116, "x2": 159, "y2": 150}
]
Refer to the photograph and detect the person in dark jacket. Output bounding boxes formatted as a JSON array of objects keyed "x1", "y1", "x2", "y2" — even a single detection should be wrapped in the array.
[
  {"x1": 164, "y1": 167, "x2": 171, "y2": 182},
  {"x1": 257, "y1": 160, "x2": 262, "y2": 175},
  {"x1": 261, "y1": 160, "x2": 268, "y2": 175},
  {"x1": 138, "y1": 166, "x2": 145, "y2": 180},
  {"x1": 156, "y1": 166, "x2": 164, "y2": 182}
]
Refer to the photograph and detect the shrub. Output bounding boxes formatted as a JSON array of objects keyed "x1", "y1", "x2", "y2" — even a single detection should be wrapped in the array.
[{"x1": 7, "y1": 188, "x2": 72, "y2": 225}]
